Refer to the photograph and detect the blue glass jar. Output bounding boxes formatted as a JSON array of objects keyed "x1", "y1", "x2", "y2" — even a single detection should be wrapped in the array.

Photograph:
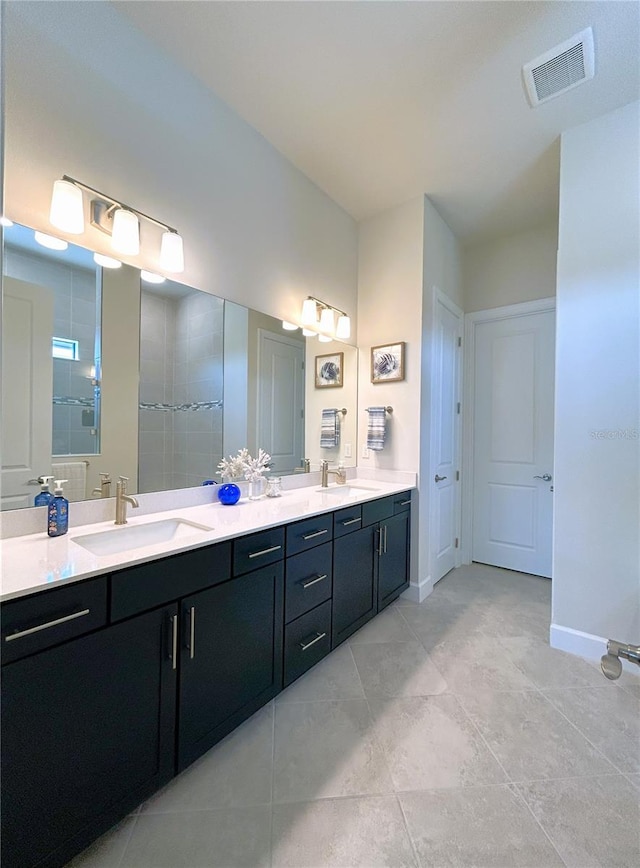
[{"x1": 217, "y1": 483, "x2": 241, "y2": 505}]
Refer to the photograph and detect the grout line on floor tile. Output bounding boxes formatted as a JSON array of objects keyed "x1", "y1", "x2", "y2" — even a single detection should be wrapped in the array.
[
  {"x1": 395, "y1": 793, "x2": 421, "y2": 868},
  {"x1": 506, "y1": 770, "x2": 633, "y2": 786},
  {"x1": 508, "y1": 778, "x2": 570, "y2": 867},
  {"x1": 346, "y1": 640, "x2": 367, "y2": 696},
  {"x1": 115, "y1": 811, "x2": 139, "y2": 868},
  {"x1": 450, "y1": 693, "x2": 513, "y2": 786}
]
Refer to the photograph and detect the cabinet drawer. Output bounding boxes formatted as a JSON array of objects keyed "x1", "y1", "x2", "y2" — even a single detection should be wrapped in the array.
[
  {"x1": 286, "y1": 513, "x2": 333, "y2": 557},
  {"x1": 1, "y1": 577, "x2": 107, "y2": 664},
  {"x1": 333, "y1": 504, "x2": 363, "y2": 538},
  {"x1": 284, "y1": 600, "x2": 332, "y2": 687},
  {"x1": 393, "y1": 491, "x2": 413, "y2": 514},
  {"x1": 111, "y1": 542, "x2": 231, "y2": 621},
  {"x1": 234, "y1": 527, "x2": 284, "y2": 576},
  {"x1": 362, "y1": 495, "x2": 395, "y2": 526},
  {"x1": 285, "y1": 542, "x2": 332, "y2": 623}
]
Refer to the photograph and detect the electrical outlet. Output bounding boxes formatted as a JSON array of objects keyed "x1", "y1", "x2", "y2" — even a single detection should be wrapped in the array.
[
  {"x1": 361, "y1": 444, "x2": 370, "y2": 459},
  {"x1": 344, "y1": 442, "x2": 352, "y2": 458}
]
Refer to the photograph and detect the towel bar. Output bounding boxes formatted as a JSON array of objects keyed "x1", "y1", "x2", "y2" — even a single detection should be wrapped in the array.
[{"x1": 365, "y1": 406, "x2": 393, "y2": 414}]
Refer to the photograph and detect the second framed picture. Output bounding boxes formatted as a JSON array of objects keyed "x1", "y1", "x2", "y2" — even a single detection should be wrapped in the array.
[
  {"x1": 371, "y1": 342, "x2": 405, "y2": 383},
  {"x1": 315, "y1": 352, "x2": 344, "y2": 388}
]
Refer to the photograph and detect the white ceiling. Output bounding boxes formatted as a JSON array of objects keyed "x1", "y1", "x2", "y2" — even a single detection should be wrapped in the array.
[{"x1": 114, "y1": 1, "x2": 639, "y2": 244}]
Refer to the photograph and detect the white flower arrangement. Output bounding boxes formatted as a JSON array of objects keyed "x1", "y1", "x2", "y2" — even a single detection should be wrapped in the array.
[{"x1": 217, "y1": 448, "x2": 272, "y2": 482}]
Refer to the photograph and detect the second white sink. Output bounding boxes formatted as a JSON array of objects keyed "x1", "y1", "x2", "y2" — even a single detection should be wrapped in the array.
[
  {"x1": 317, "y1": 484, "x2": 381, "y2": 496},
  {"x1": 73, "y1": 518, "x2": 215, "y2": 557}
]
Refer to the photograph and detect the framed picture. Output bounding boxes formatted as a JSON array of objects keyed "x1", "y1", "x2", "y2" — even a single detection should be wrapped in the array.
[
  {"x1": 371, "y1": 342, "x2": 405, "y2": 383},
  {"x1": 315, "y1": 352, "x2": 344, "y2": 388}
]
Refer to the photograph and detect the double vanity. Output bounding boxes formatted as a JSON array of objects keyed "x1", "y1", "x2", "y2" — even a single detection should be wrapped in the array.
[{"x1": 0, "y1": 477, "x2": 413, "y2": 868}]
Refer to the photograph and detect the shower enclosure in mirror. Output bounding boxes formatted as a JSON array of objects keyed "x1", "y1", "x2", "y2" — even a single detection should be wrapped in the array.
[{"x1": 1, "y1": 223, "x2": 358, "y2": 509}]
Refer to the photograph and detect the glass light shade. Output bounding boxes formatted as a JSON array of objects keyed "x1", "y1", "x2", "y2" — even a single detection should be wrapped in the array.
[
  {"x1": 282, "y1": 321, "x2": 298, "y2": 331},
  {"x1": 34, "y1": 231, "x2": 68, "y2": 251},
  {"x1": 141, "y1": 270, "x2": 166, "y2": 284},
  {"x1": 50, "y1": 179, "x2": 84, "y2": 234},
  {"x1": 160, "y1": 231, "x2": 184, "y2": 273},
  {"x1": 0, "y1": 216, "x2": 14, "y2": 227},
  {"x1": 336, "y1": 314, "x2": 351, "y2": 340},
  {"x1": 319, "y1": 307, "x2": 335, "y2": 334},
  {"x1": 111, "y1": 208, "x2": 140, "y2": 255},
  {"x1": 318, "y1": 334, "x2": 332, "y2": 343},
  {"x1": 302, "y1": 328, "x2": 316, "y2": 337},
  {"x1": 94, "y1": 253, "x2": 122, "y2": 269},
  {"x1": 301, "y1": 298, "x2": 318, "y2": 326}
]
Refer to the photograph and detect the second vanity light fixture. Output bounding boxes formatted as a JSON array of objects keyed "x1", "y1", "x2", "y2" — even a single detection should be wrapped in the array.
[
  {"x1": 49, "y1": 176, "x2": 185, "y2": 272},
  {"x1": 283, "y1": 296, "x2": 351, "y2": 341}
]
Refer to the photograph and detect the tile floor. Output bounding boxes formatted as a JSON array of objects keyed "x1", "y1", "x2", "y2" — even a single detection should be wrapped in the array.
[{"x1": 68, "y1": 563, "x2": 640, "y2": 868}]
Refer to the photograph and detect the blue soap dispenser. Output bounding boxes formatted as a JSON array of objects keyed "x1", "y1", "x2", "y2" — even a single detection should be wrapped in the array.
[
  {"x1": 48, "y1": 479, "x2": 69, "y2": 537},
  {"x1": 34, "y1": 475, "x2": 55, "y2": 507}
]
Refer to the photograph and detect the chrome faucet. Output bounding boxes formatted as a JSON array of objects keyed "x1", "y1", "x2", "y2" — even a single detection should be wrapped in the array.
[
  {"x1": 303, "y1": 458, "x2": 311, "y2": 473},
  {"x1": 92, "y1": 472, "x2": 112, "y2": 498},
  {"x1": 320, "y1": 460, "x2": 347, "y2": 488},
  {"x1": 115, "y1": 476, "x2": 139, "y2": 525}
]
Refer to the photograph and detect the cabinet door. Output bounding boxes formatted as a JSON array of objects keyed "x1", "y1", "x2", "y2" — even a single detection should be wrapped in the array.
[
  {"x1": 332, "y1": 524, "x2": 377, "y2": 647},
  {"x1": 1, "y1": 605, "x2": 177, "y2": 868},
  {"x1": 178, "y1": 563, "x2": 284, "y2": 770},
  {"x1": 378, "y1": 511, "x2": 410, "y2": 610}
]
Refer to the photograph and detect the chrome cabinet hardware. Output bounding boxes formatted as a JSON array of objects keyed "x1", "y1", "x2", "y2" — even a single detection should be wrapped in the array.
[
  {"x1": 534, "y1": 473, "x2": 552, "y2": 481},
  {"x1": 189, "y1": 606, "x2": 195, "y2": 660},
  {"x1": 4, "y1": 608, "x2": 90, "y2": 642},
  {"x1": 383, "y1": 525, "x2": 388, "y2": 554},
  {"x1": 398, "y1": 499, "x2": 411, "y2": 506},
  {"x1": 299, "y1": 631, "x2": 327, "y2": 651},
  {"x1": 171, "y1": 614, "x2": 178, "y2": 670},
  {"x1": 377, "y1": 528, "x2": 383, "y2": 556},
  {"x1": 301, "y1": 574, "x2": 327, "y2": 589},
  {"x1": 434, "y1": 474, "x2": 447, "y2": 483},
  {"x1": 341, "y1": 517, "x2": 361, "y2": 526},
  {"x1": 248, "y1": 544, "x2": 282, "y2": 559},
  {"x1": 302, "y1": 529, "x2": 328, "y2": 541}
]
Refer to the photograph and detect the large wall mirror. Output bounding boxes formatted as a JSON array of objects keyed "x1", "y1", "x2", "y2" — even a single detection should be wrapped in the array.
[{"x1": 1, "y1": 223, "x2": 358, "y2": 510}]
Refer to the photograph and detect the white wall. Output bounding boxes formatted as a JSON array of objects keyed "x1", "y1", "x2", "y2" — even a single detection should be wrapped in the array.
[
  {"x1": 552, "y1": 101, "x2": 640, "y2": 656},
  {"x1": 4, "y1": 1, "x2": 357, "y2": 327},
  {"x1": 305, "y1": 340, "x2": 358, "y2": 470},
  {"x1": 463, "y1": 221, "x2": 557, "y2": 313}
]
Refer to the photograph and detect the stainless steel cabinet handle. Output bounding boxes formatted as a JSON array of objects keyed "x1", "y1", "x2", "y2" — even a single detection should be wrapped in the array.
[
  {"x1": 398, "y1": 499, "x2": 411, "y2": 506},
  {"x1": 171, "y1": 614, "x2": 178, "y2": 670},
  {"x1": 4, "y1": 608, "x2": 90, "y2": 642},
  {"x1": 189, "y1": 606, "x2": 195, "y2": 660},
  {"x1": 341, "y1": 517, "x2": 361, "y2": 526},
  {"x1": 248, "y1": 544, "x2": 282, "y2": 559},
  {"x1": 377, "y1": 528, "x2": 383, "y2": 556},
  {"x1": 301, "y1": 574, "x2": 327, "y2": 589},
  {"x1": 534, "y1": 473, "x2": 552, "y2": 482},
  {"x1": 435, "y1": 474, "x2": 447, "y2": 483},
  {"x1": 302, "y1": 529, "x2": 328, "y2": 540},
  {"x1": 299, "y1": 631, "x2": 327, "y2": 651},
  {"x1": 383, "y1": 525, "x2": 388, "y2": 554}
]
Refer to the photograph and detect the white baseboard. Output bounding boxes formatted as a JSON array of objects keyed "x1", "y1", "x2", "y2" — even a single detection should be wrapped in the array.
[
  {"x1": 550, "y1": 623, "x2": 639, "y2": 674},
  {"x1": 402, "y1": 575, "x2": 432, "y2": 604}
]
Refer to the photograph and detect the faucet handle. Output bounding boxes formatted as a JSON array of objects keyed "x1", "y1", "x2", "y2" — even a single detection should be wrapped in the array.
[
  {"x1": 118, "y1": 475, "x2": 129, "y2": 484},
  {"x1": 99, "y1": 472, "x2": 111, "y2": 481}
]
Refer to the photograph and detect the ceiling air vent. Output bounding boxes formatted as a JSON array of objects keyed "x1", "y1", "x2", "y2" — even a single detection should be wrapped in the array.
[{"x1": 523, "y1": 27, "x2": 595, "y2": 107}]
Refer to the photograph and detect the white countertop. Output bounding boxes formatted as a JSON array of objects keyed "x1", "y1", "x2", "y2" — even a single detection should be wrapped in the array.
[{"x1": 0, "y1": 479, "x2": 414, "y2": 602}]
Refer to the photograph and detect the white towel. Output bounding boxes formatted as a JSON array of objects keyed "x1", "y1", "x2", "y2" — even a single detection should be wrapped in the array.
[
  {"x1": 366, "y1": 407, "x2": 387, "y2": 451},
  {"x1": 320, "y1": 408, "x2": 340, "y2": 448},
  {"x1": 52, "y1": 461, "x2": 87, "y2": 502}
]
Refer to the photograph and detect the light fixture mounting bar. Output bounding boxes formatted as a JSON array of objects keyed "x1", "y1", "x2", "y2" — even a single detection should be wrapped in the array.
[
  {"x1": 62, "y1": 175, "x2": 178, "y2": 234},
  {"x1": 306, "y1": 295, "x2": 348, "y2": 318}
]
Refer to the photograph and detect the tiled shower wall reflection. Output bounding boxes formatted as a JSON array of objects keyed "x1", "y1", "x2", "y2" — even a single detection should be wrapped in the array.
[
  {"x1": 139, "y1": 289, "x2": 224, "y2": 493},
  {"x1": 4, "y1": 246, "x2": 99, "y2": 456}
]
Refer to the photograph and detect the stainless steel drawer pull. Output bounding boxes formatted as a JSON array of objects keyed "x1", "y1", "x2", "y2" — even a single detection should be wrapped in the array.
[
  {"x1": 302, "y1": 529, "x2": 328, "y2": 540},
  {"x1": 301, "y1": 574, "x2": 328, "y2": 589},
  {"x1": 5, "y1": 608, "x2": 90, "y2": 642},
  {"x1": 189, "y1": 606, "x2": 196, "y2": 660},
  {"x1": 248, "y1": 544, "x2": 282, "y2": 559},
  {"x1": 383, "y1": 525, "x2": 388, "y2": 554},
  {"x1": 171, "y1": 614, "x2": 178, "y2": 670},
  {"x1": 398, "y1": 499, "x2": 411, "y2": 506},
  {"x1": 341, "y1": 517, "x2": 361, "y2": 526},
  {"x1": 299, "y1": 631, "x2": 327, "y2": 651},
  {"x1": 377, "y1": 528, "x2": 383, "y2": 556}
]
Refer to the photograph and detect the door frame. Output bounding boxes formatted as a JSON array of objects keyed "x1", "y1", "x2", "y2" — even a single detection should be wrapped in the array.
[
  {"x1": 461, "y1": 297, "x2": 556, "y2": 566},
  {"x1": 429, "y1": 287, "x2": 464, "y2": 582}
]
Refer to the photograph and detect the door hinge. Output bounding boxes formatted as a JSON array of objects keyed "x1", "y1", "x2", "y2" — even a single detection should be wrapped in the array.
[
  {"x1": 457, "y1": 336, "x2": 462, "y2": 347},
  {"x1": 457, "y1": 402, "x2": 461, "y2": 414},
  {"x1": 455, "y1": 537, "x2": 459, "y2": 548},
  {"x1": 455, "y1": 470, "x2": 460, "y2": 481}
]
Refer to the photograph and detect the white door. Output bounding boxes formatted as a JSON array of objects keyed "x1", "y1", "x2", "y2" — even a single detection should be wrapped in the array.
[
  {"x1": 1, "y1": 277, "x2": 54, "y2": 509},
  {"x1": 257, "y1": 330, "x2": 304, "y2": 474},
  {"x1": 431, "y1": 290, "x2": 463, "y2": 583},
  {"x1": 472, "y1": 308, "x2": 555, "y2": 577}
]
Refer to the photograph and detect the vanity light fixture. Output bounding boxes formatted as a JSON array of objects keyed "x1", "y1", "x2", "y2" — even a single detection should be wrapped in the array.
[
  {"x1": 48, "y1": 175, "x2": 185, "y2": 272},
  {"x1": 141, "y1": 270, "x2": 166, "y2": 284},
  {"x1": 299, "y1": 296, "x2": 351, "y2": 341},
  {"x1": 282, "y1": 321, "x2": 298, "y2": 331},
  {"x1": 318, "y1": 334, "x2": 332, "y2": 343},
  {"x1": 302, "y1": 328, "x2": 317, "y2": 337},
  {"x1": 93, "y1": 253, "x2": 122, "y2": 269},
  {"x1": 34, "y1": 231, "x2": 68, "y2": 251},
  {"x1": 0, "y1": 216, "x2": 14, "y2": 228}
]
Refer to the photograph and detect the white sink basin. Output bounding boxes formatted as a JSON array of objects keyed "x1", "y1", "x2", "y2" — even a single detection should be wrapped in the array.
[
  {"x1": 316, "y1": 484, "x2": 381, "y2": 496},
  {"x1": 73, "y1": 518, "x2": 215, "y2": 556}
]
